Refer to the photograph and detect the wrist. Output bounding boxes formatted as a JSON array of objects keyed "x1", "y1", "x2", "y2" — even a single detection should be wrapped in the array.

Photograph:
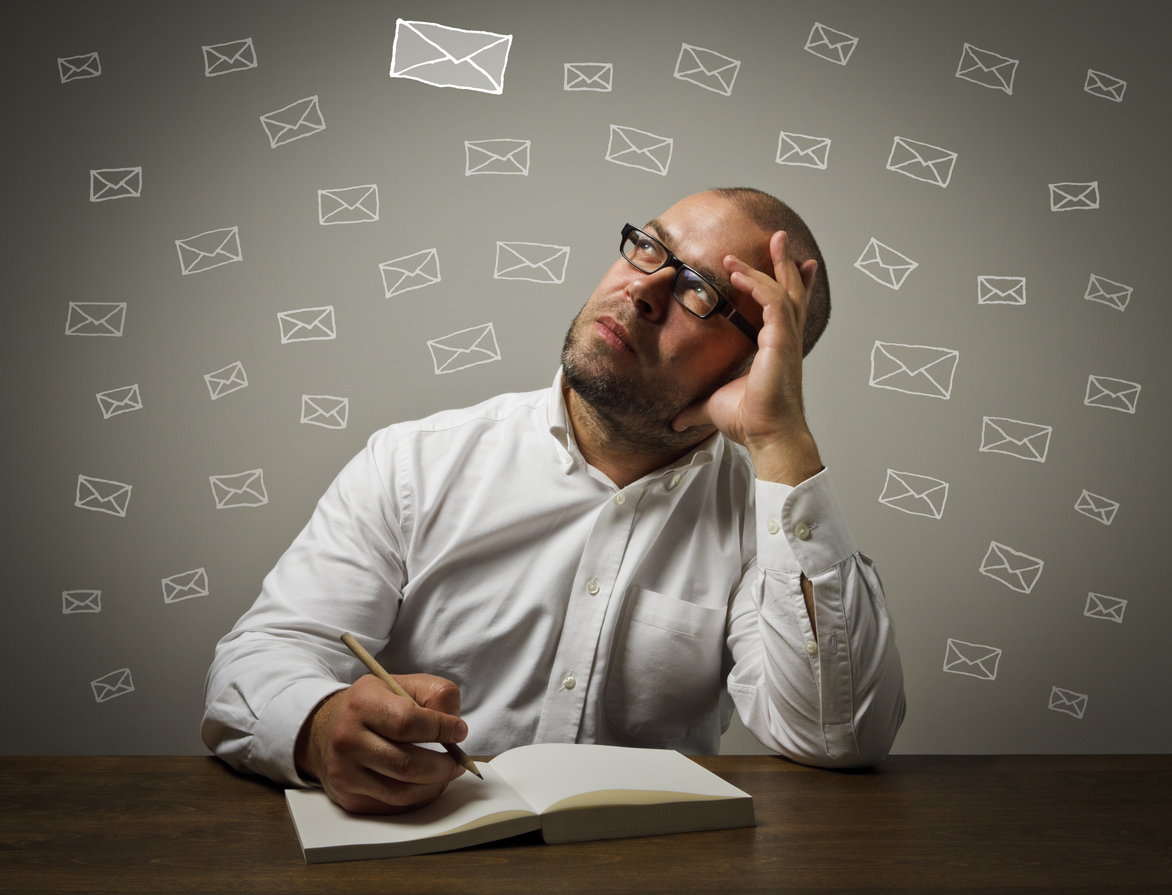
[{"x1": 748, "y1": 428, "x2": 823, "y2": 486}]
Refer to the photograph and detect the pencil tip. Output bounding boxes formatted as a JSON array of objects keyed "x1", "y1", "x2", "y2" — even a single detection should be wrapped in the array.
[{"x1": 470, "y1": 766, "x2": 484, "y2": 779}]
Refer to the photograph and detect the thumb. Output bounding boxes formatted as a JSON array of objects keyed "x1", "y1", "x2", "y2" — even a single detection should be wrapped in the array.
[{"x1": 671, "y1": 398, "x2": 713, "y2": 433}]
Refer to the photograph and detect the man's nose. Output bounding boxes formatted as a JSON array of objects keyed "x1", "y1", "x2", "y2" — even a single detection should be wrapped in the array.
[{"x1": 625, "y1": 266, "x2": 676, "y2": 322}]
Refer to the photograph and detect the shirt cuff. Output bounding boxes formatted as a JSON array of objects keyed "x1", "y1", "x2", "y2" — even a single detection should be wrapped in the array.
[
  {"x1": 756, "y1": 468, "x2": 859, "y2": 575},
  {"x1": 251, "y1": 677, "x2": 349, "y2": 788}
]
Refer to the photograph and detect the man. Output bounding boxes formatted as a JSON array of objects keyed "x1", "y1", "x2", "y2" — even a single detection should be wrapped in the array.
[{"x1": 202, "y1": 188, "x2": 906, "y2": 815}]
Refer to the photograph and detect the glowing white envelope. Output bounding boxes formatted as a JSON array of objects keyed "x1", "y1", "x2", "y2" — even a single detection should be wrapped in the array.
[
  {"x1": 318, "y1": 184, "x2": 379, "y2": 224},
  {"x1": 494, "y1": 242, "x2": 571, "y2": 284},
  {"x1": 673, "y1": 43, "x2": 740, "y2": 96},
  {"x1": 955, "y1": 42, "x2": 1018, "y2": 94},
  {"x1": 91, "y1": 668, "x2": 134, "y2": 703},
  {"x1": 428, "y1": 323, "x2": 501, "y2": 374},
  {"x1": 980, "y1": 541, "x2": 1044, "y2": 594},
  {"x1": 465, "y1": 139, "x2": 530, "y2": 175},
  {"x1": 390, "y1": 19, "x2": 512, "y2": 94},
  {"x1": 887, "y1": 136, "x2": 958, "y2": 188},
  {"x1": 209, "y1": 469, "x2": 268, "y2": 509},
  {"x1": 59, "y1": 52, "x2": 101, "y2": 83},
  {"x1": 1085, "y1": 375, "x2": 1140, "y2": 414},
  {"x1": 90, "y1": 167, "x2": 141, "y2": 202},
  {"x1": 776, "y1": 131, "x2": 831, "y2": 169},
  {"x1": 96, "y1": 384, "x2": 142, "y2": 419},
  {"x1": 175, "y1": 227, "x2": 242, "y2": 275},
  {"x1": 1084, "y1": 69, "x2": 1126, "y2": 102},
  {"x1": 869, "y1": 342, "x2": 959, "y2": 399},
  {"x1": 380, "y1": 249, "x2": 441, "y2": 297},
  {"x1": 564, "y1": 62, "x2": 612, "y2": 91},
  {"x1": 1084, "y1": 274, "x2": 1132, "y2": 312},
  {"x1": 978, "y1": 276, "x2": 1026, "y2": 305},
  {"x1": 979, "y1": 417, "x2": 1052, "y2": 463},
  {"x1": 260, "y1": 95, "x2": 326, "y2": 148},
  {"x1": 75, "y1": 475, "x2": 132, "y2": 517},
  {"x1": 301, "y1": 395, "x2": 349, "y2": 429},
  {"x1": 1074, "y1": 489, "x2": 1118, "y2": 525},
  {"x1": 878, "y1": 469, "x2": 949, "y2": 519},
  {"x1": 278, "y1": 306, "x2": 336, "y2": 343},
  {"x1": 1084, "y1": 592, "x2": 1126, "y2": 624},
  {"x1": 854, "y1": 238, "x2": 918, "y2": 290},
  {"x1": 606, "y1": 125, "x2": 673, "y2": 176},
  {"x1": 162, "y1": 568, "x2": 209, "y2": 603},
  {"x1": 63, "y1": 590, "x2": 101, "y2": 614},
  {"x1": 204, "y1": 361, "x2": 248, "y2": 400},
  {"x1": 203, "y1": 38, "x2": 257, "y2": 77},
  {"x1": 943, "y1": 638, "x2": 1001, "y2": 681},
  {"x1": 804, "y1": 22, "x2": 857, "y2": 65},
  {"x1": 1049, "y1": 182, "x2": 1098, "y2": 211},
  {"x1": 65, "y1": 302, "x2": 126, "y2": 337},
  {"x1": 1048, "y1": 687, "x2": 1087, "y2": 719}
]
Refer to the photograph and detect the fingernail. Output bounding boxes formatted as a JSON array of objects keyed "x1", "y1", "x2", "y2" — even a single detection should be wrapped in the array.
[{"x1": 454, "y1": 720, "x2": 468, "y2": 741}]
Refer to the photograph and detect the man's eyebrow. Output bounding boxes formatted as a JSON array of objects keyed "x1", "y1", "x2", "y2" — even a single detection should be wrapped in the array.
[{"x1": 643, "y1": 218, "x2": 736, "y2": 295}]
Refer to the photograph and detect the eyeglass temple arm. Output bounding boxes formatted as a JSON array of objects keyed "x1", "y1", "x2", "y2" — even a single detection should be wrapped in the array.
[{"x1": 717, "y1": 302, "x2": 761, "y2": 344}]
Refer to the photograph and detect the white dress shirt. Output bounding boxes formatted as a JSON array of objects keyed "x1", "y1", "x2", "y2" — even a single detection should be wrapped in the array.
[{"x1": 202, "y1": 370, "x2": 906, "y2": 786}]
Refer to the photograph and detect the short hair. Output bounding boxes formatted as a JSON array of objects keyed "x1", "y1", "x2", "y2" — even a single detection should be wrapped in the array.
[{"x1": 710, "y1": 187, "x2": 830, "y2": 357}]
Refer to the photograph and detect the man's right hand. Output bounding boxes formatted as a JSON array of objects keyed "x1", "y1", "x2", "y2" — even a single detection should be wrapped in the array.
[{"x1": 294, "y1": 673, "x2": 468, "y2": 814}]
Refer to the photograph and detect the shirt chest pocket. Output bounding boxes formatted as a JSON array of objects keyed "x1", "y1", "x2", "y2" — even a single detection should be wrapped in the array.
[{"x1": 603, "y1": 586, "x2": 727, "y2": 743}]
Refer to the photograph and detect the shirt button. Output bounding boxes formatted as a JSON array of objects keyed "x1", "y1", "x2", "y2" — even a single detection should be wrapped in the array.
[
  {"x1": 767, "y1": 519, "x2": 780, "y2": 535},
  {"x1": 614, "y1": 493, "x2": 625, "y2": 505},
  {"x1": 672, "y1": 474, "x2": 682, "y2": 488},
  {"x1": 805, "y1": 640, "x2": 818, "y2": 656},
  {"x1": 562, "y1": 454, "x2": 572, "y2": 464},
  {"x1": 586, "y1": 579, "x2": 600, "y2": 595},
  {"x1": 562, "y1": 674, "x2": 576, "y2": 690},
  {"x1": 794, "y1": 522, "x2": 811, "y2": 540}
]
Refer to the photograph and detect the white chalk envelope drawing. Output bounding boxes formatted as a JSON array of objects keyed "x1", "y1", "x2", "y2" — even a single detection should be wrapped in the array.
[
  {"x1": 381, "y1": 249, "x2": 441, "y2": 297},
  {"x1": 978, "y1": 276, "x2": 1026, "y2": 305},
  {"x1": 203, "y1": 38, "x2": 257, "y2": 77},
  {"x1": 209, "y1": 469, "x2": 268, "y2": 509},
  {"x1": 887, "y1": 137, "x2": 958, "y2": 188},
  {"x1": 260, "y1": 96, "x2": 325, "y2": 148},
  {"x1": 318, "y1": 184, "x2": 379, "y2": 224},
  {"x1": 1074, "y1": 489, "x2": 1118, "y2": 525},
  {"x1": 804, "y1": 23, "x2": 857, "y2": 66},
  {"x1": 301, "y1": 395, "x2": 349, "y2": 429},
  {"x1": 854, "y1": 238, "x2": 918, "y2": 290},
  {"x1": 1084, "y1": 274, "x2": 1132, "y2": 312},
  {"x1": 878, "y1": 469, "x2": 949, "y2": 519},
  {"x1": 204, "y1": 361, "x2": 248, "y2": 400},
  {"x1": 90, "y1": 167, "x2": 141, "y2": 202},
  {"x1": 979, "y1": 417, "x2": 1052, "y2": 463},
  {"x1": 1084, "y1": 375, "x2": 1140, "y2": 414},
  {"x1": 162, "y1": 568, "x2": 209, "y2": 603},
  {"x1": 91, "y1": 668, "x2": 134, "y2": 703},
  {"x1": 955, "y1": 42, "x2": 1018, "y2": 94},
  {"x1": 1084, "y1": 592, "x2": 1127, "y2": 624},
  {"x1": 1048, "y1": 687, "x2": 1088, "y2": 719},
  {"x1": 776, "y1": 131, "x2": 831, "y2": 169},
  {"x1": 75, "y1": 475, "x2": 132, "y2": 517},
  {"x1": 59, "y1": 52, "x2": 101, "y2": 83},
  {"x1": 606, "y1": 125, "x2": 673, "y2": 176},
  {"x1": 428, "y1": 323, "x2": 501, "y2": 374},
  {"x1": 869, "y1": 342, "x2": 959, "y2": 400},
  {"x1": 494, "y1": 242, "x2": 570, "y2": 284},
  {"x1": 465, "y1": 139, "x2": 530, "y2": 176},
  {"x1": 1049, "y1": 182, "x2": 1099, "y2": 211},
  {"x1": 66, "y1": 302, "x2": 126, "y2": 337},
  {"x1": 278, "y1": 306, "x2": 336, "y2": 343},
  {"x1": 175, "y1": 227, "x2": 242, "y2": 275},
  {"x1": 1084, "y1": 69, "x2": 1126, "y2": 102},
  {"x1": 389, "y1": 19, "x2": 512, "y2": 95},
  {"x1": 673, "y1": 43, "x2": 740, "y2": 96},
  {"x1": 943, "y1": 639, "x2": 1001, "y2": 681},
  {"x1": 979, "y1": 541, "x2": 1044, "y2": 594},
  {"x1": 63, "y1": 590, "x2": 101, "y2": 614},
  {"x1": 564, "y1": 63, "x2": 612, "y2": 92},
  {"x1": 96, "y1": 384, "x2": 142, "y2": 419}
]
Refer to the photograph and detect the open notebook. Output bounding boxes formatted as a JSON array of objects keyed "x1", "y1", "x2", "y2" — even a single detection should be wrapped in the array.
[{"x1": 285, "y1": 743, "x2": 755, "y2": 863}]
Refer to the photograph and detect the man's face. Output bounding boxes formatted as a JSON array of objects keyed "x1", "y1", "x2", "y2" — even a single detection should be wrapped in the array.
[{"x1": 561, "y1": 192, "x2": 770, "y2": 446}]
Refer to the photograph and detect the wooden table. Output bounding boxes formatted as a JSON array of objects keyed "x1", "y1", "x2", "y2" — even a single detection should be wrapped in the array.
[{"x1": 1, "y1": 755, "x2": 1169, "y2": 893}]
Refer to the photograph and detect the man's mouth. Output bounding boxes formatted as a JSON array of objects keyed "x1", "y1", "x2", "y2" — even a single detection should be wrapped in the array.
[{"x1": 594, "y1": 315, "x2": 635, "y2": 353}]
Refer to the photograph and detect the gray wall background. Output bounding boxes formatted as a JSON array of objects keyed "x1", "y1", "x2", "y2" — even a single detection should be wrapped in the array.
[{"x1": 2, "y1": 0, "x2": 1169, "y2": 757}]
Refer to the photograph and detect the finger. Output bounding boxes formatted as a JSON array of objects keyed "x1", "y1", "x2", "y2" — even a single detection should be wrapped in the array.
[
  {"x1": 337, "y1": 766, "x2": 452, "y2": 814},
  {"x1": 799, "y1": 259, "x2": 818, "y2": 293},
  {"x1": 395, "y1": 673, "x2": 462, "y2": 717},
  {"x1": 365, "y1": 692, "x2": 469, "y2": 745},
  {"x1": 671, "y1": 397, "x2": 714, "y2": 432},
  {"x1": 361, "y1": 735, "x2": 466, "y2": 786}
]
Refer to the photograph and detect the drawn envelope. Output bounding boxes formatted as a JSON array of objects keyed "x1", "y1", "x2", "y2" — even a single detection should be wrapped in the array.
[
  {"x1": 978, "y1": 276, "x2": 1026, "y2": 305},
  {"x1": 606, "y1": 125, "x2": 673, "y2": 176},
  {"x1": 943, "y1": 639, "x2": 1001, "y2": 681},
  {"x1": 674, "y1": 43, "x2": 740, "y2": 96},
  {"x1": 887, "y1": 136, "x2": 958, "y2": 188},
  {"x1": 96, "y1": 384, "x2": 142, "y2": 419},
  {"x1": 90, "y1": 167, "x2": 142, "y2": 202},
  {"x1": 318, "y1": 184, "x2": 379, "y2": 224},
  {"x1": 390, "y1": 19, "x2": 512, "y2": 94},
  {"x1": 204, "y1": 361, "x2": 248, "y2": 400},
  {"x1": 65, "y1": 302, "x2": 126, "y2": 337},
  {"x1": 878, "y1": 469, "x2": 949, "y2": 519},
  {"x1": 1074, "y1": 489, "x2": 1118, "y2": 525},
  {"x1": 465, "y1": 139, "x2": 530, "y2": 175},
  {"x1": 1049, "y1": 182, "x2": 1099, "y2": 211},
  {"x1": 494, "y1": 242, "x2": 571, "y2": 284},
  {"x1": 203, "y1": 38, "x2": 257, "y2": 77},
  {"x1": 175, "y1": 227, "x2": 242, "y2": 275},
  {"x1": 1085, "y1": 375, "x2": 1140, "y2": 414},
  {"x1": 91, "y1": 668, "x2": 134, "y2": 703},
  {"x1": 854, "y1": 238, "x2": 918, "y2": 290},
  {"x1": 1085, "y1": 69, "x2": 1126, "y2": 102},
  {"x1": 75, "y1": 475, "x2": 132, "y2": 517},
  {"x1": 63, "y1": 590, "x2": 101, "y2": 614},
  {"x1": 564, "y1": 62, "x2": 612, "y2": 91},
  {"x1": 1084, "y1": 274, "x2": 1132, "y2": 312},
  {"x1": 955, "y1": 42, "x2": 1018, "y2": 94},
  {"x1": 59, "y1": 52, "x2": 101, "y2": 83},
  {"x1": 869, "y1": 342, "x2": 959, "y2": 399},
  {"x1": 162, "y1": 568, "x2": 209, "y2": 603},
  {"x1": 1048, "y1": 687, "x2": 1087, "y2": 719},
  {"x1": 209, "y1": 469, "x2": 268, "y2": 509},
  {"x1": 804, "y1": 22, "x2": 858, "y2": 65},
  {"x1": 278, "y1": 306, "x2": 336, "y2": 343},
  {"x1": 301, "y1": 395, "x2": 349, "y2": 429},
  {"x1": 980, "y1": 541, "x2": 1044, "y2": 594},
  {"x1": 380, "y1": 249, "x2": 441, "y2": 297},
  {"x1": 260, "y1": 95, "x2": 325, "y2": 148},
  {"x1": 1084, "y1": 592, "x2": 1127, "y2": 624},
  {"x1": 428, "y1": 323, "x2": 501, "y2": 374},
  {"x1": 776, "y1": 131, "x2": 831, "y2": 169},
  {"x1": 979, "y1": 417, "x2": 1052, "y2": 463}
]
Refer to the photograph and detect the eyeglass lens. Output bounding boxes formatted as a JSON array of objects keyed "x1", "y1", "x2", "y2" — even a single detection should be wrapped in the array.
[{"x1": 620, "y1": 229, "x2": 720, "y2": 318}]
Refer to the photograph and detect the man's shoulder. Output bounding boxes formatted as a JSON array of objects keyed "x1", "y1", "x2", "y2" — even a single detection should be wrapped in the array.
[{"x1": 377, "y1": 386, "x2": 550, "y2": 441}]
